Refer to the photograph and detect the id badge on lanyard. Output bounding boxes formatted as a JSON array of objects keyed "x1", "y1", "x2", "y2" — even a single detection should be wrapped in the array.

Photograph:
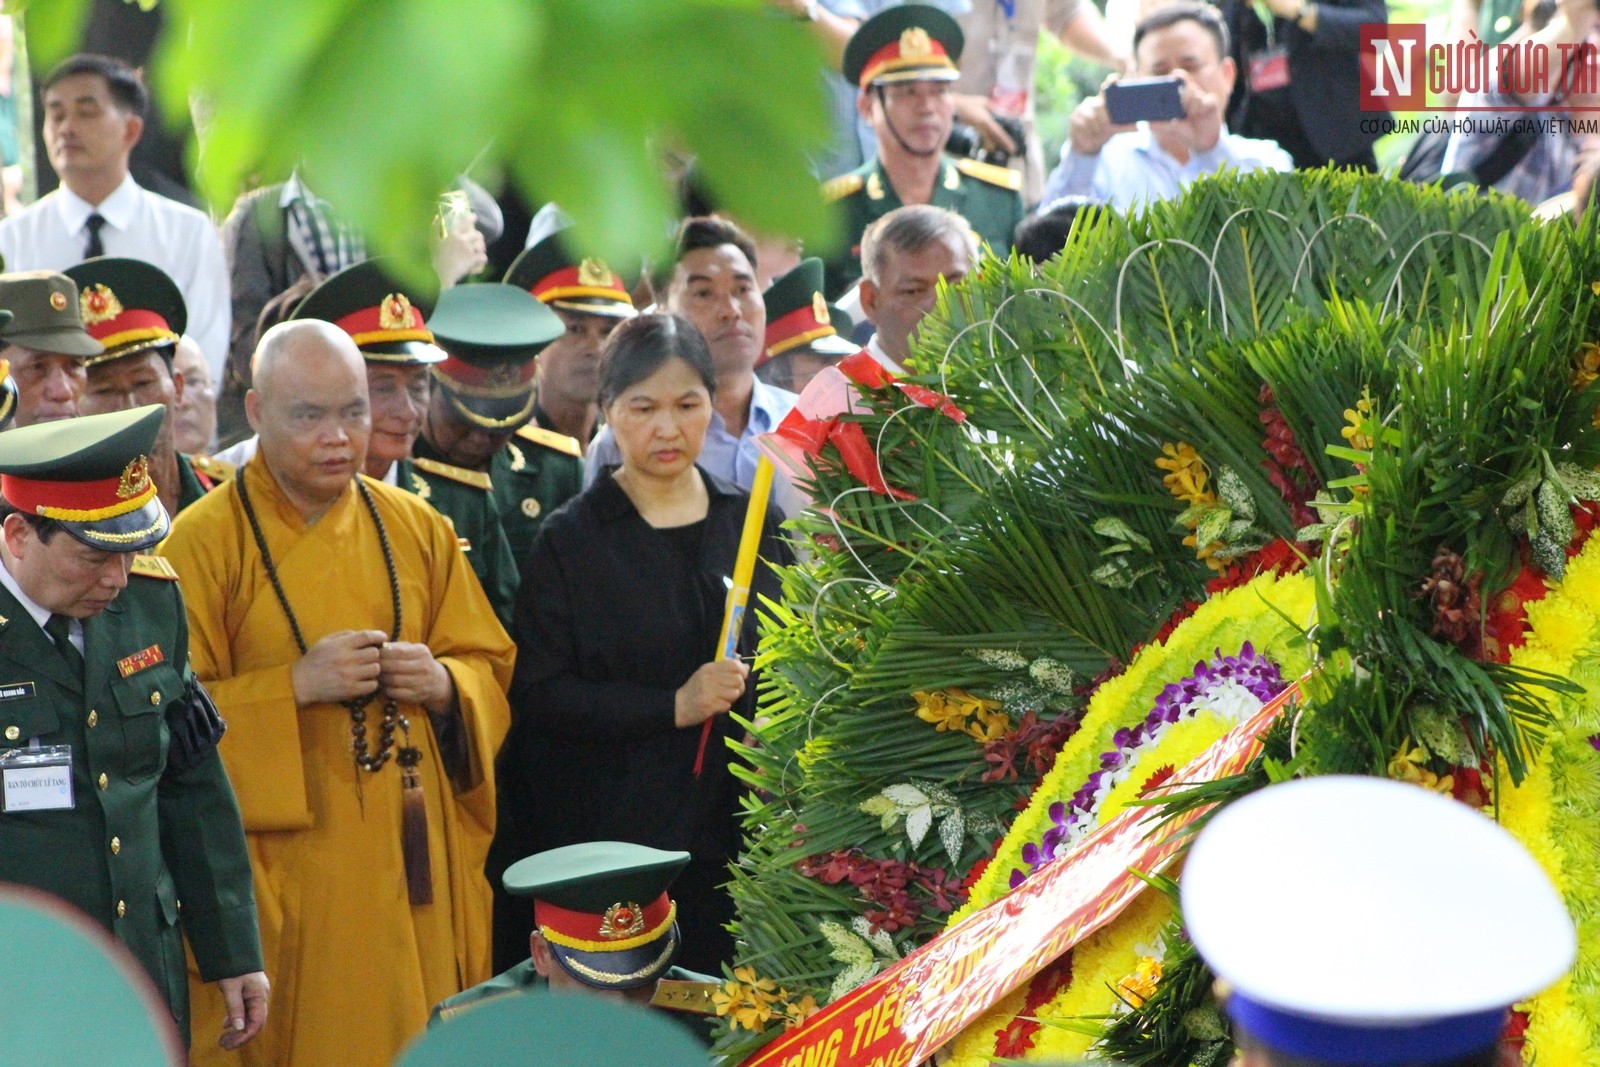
[
  {"x1": 1248, "y1": 3, "x2": 1291, "y2": 93},
  {"x1": 1, "y1": 743, "x2": 74, "y2": 812}
]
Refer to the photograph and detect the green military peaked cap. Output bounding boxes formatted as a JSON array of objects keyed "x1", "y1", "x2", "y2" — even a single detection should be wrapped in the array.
[
  {"x1": 291, "y1": 259, "x2": 444, "y2": 364},
  {"x1": 504, "y1": 232, "x2": 637, "y2": 320},
  {"x1": 842, "y1": 4, "x2": 964, "y2": 89},
  {"x1": 398, "y1": 991, "x2": 709, "y2": 1067},
  {"x1": 0, "y1": 404, "x2": 170, "y2": 551},
  {"x1": 506, "y1": 841, "x2": 690, "y2": 991},
  {"x1": 0, "y1": 887, "x2": 181, "y2": 1065},
  {"x1": 63, "y1": 257, "x2": 186, "y2": 368},
  {"x1": 426, "y1": 283, "x2": 565, "y2": 431},
  {"x1": 761, "y1": 256, "x2": 858, "y2": 366},
  {"x1": 0, "y1": 271, "x2": 101, "y2": 358}
]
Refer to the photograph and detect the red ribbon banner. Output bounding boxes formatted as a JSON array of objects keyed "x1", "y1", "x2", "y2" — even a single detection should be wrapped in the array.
[{"x1": 739, "y1": 681, "x2": 1300, "y2": 1067}]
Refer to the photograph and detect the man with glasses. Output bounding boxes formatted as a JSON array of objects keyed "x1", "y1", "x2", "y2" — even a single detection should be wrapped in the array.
[
  {"x1": 821, "y1": 4, "x2": 1025, "y2": 299},
  {"x1": 1039, "y1": 3, "x2": 1291, "y2": 212}
]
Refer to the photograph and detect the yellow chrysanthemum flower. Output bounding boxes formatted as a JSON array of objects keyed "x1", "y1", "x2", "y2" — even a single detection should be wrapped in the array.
[
  {"x1": 1524, "y1": 596, "x2": 1596, "y2": 665},
  {"x1": 1116, "y1": 955, "x2": 1164, "y2": 1008}
]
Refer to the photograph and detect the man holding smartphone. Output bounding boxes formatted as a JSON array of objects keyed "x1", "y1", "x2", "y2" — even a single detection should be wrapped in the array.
[{"x1": 1039, "y1": 3, "x2": 1291, "y2": 212}]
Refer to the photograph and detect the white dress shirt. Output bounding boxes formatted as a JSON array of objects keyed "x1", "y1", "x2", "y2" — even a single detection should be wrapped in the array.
[
  {"x1": 1040, "y1": 126, "x2": 1293, "y2": 213},
  {"x1": 0, "y1": 174, "x2": 232, "y2": 384},
  {"x1": 0, "y1": 557, "x2": 82, "y2": 654}
]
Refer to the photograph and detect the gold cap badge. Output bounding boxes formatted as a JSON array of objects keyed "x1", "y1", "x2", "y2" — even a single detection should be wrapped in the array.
[
  {"x1": 379, "y1": 293, "x2": 414, "y2": 331},
  {"x1": 578, "y1": 257, "x2": 612, "y2": 288},
  {"x1": 117, "y1": 456, "x2": 152, "y2": 500},
  {"x1": 49, "y1": 291, "x2": 68, "y2": 312},
  {"x1": 900, "y1": 27, "x2": 932, "y2": 58},
  {"x1": 80, "y1": 284, "x2": 123, "y2": 326},
  {"x1": 812, "y1": 291, "x2": 829, "y2": 326},
  {"x1": 598, "y1": 902, "x2": 647, "y2": 940}
]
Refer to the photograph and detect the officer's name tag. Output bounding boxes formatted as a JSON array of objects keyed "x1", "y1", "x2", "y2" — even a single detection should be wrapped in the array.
[
  {"x1": 0, "y1": 682, "x2": 36, "y2": 701},
  {"x1": 1, "y1": 745, "x2": 74, "y2": 812}
]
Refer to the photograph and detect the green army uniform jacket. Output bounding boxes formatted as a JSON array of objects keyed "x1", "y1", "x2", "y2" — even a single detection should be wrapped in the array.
[
  {"x1": 489, "y1": 422, "x2": 583, "y2": 571},
  {"x1": 397, "y1": 456, "x2": 519, "y2": 629},
  {"x1": 176, "y1": 453, "x2": 236, "y2": 515},
  {"x1": 821, "y1": 153, "x2": 1026, "y2": 299},
  {"x1": 0, "y1": 558, "x2": 261, "y2": 1041},
  {"x1": 429, "y1": 959, "x2": 719, "y2": 1043}
]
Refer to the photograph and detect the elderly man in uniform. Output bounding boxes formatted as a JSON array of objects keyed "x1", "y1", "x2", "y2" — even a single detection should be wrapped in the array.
[
  {"x1": 0, "y1": 405, "x2": 267, "y2": 1051},
  {"x1": 160, "y1": 321, "x2": 515, "y2": 1067},
  {"x1": 821, "y1": 4, "x2": 1024, "y2": 299},
  {"x1": 503, "y1": 230, "x2": 637, "y2": 450},
  {"x1": 1184, "y1": 776, "x2": 1576, "y2": 1067},
  {"x1": 755, "y1": 257, "x2": 858, "y2": 394},
  {"x1": 291, "y1": 260, "x2": 520, "y2": 627},
  {"x1": 417, "y1": 284, "x2": 574, "y2": 570},
  {"x1": 431, "y1": 842, "x2": 719, "y2": 1041},
  {"x1": 0, "y1": 271, "x2": 102, "y2": 427},
  {"x1": 68, "y1": 258, "x2": 235, "y2": 515}
]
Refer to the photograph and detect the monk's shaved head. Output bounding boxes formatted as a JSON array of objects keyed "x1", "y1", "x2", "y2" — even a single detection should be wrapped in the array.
[
  {"x1": 252, "y1": 320, "x2": 364, "y2": 401},
  {"x1": 246, "y1": 320, "x2": 372, "y2": 520}
]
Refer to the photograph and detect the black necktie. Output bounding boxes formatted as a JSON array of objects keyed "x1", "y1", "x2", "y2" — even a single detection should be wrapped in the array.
[
  {"x1": 44, "y1": 614, "x2": 83, "y2": 680},
  {"x1": 83, "y1": 213, "x2": 106, "y2": 259}
]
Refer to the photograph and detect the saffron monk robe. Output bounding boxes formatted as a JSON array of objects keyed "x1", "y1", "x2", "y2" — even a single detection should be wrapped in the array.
[
  {"x1": 429, "y1": 841, "x2": 719, "y2": 1046},
  {"x1": 160, "y1": 320, "x2": 514, "y2": 1067},
  {"x1": 418, "y1": 283, "x2": 580, "y2": 572},
  {"x1": 290, "y1": 260, "x2": 520, "y2": 629},
  {"x1": 0, "y1": 404, "x2": 267, "y2": 1052},
  {"x1": 66, "y1": 257, "x2": 236, "y2": 516}
]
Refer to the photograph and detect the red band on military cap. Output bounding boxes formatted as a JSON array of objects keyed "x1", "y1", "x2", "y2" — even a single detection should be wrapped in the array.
[
  {"x1": 2, "y1": 471, "x2": 155, "y2": 522},
  {"x1": 528, "y1": 264, "x2": 633, "y2": 307},
  {"x1": 860, "y1": 35, "x2": 955, "y2": 87},
  {"x1": 535, "y1": 891, "x2": 674, "y2": 953},
  {"x1": 84, "y1": 308, "x2": 176, "y2": 351},
  {"x1": 763, "y1": 302, "x2": 840, "y2": 363},
  {"x1": 434, "y1": 354, "x2": 539, "y2": 394},
  {"x1": 333, "y1": 303, "x2": 433, "y2": 348}
]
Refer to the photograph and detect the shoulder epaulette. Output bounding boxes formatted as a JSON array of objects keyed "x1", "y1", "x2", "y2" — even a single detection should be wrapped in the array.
[
  {"x1": 434, "y1": 988, "x2": 519, "y2": 1024},
  {"x1": 821, "y1": 172, "x2": 865, "y2": 203},
  {"x1": 514, "y1": 424, "x2": 582, "y2": 458},
  {"x1": 956, "y1": 157, "x2": 1023, "y2": 192},
  {"x1": 410, "y1": 456, "x2": 493, "y2": 491},
  {"x1": 130, "y1": 555, "x2": 180, "y2": 581},
  {"x1": 188, "y1": 454, "x2": 237, "y2": 482},
  {"x1": 650, "y1": 979, "x2": 719, "y2": 1016}
]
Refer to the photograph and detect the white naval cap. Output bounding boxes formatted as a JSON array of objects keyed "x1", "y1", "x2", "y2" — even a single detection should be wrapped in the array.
[{"x1": 1182, "y1": 775, "x2": 1575, "y2": 1066}]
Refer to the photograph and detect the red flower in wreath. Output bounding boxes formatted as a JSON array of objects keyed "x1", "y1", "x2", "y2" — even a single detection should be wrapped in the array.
[{"x1": 993, "y1": 1016, "x2": 1041, "y2": 1058}]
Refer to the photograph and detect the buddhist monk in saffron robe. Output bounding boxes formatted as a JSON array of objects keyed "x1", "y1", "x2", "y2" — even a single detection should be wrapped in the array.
[{"x1": 161, "y1": 320, "x2": 514, "y2": 1067}]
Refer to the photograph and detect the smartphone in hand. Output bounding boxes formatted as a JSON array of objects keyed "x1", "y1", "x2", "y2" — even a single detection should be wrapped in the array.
[{"x1": 1104, "y1": 76, "x2": 1186, "y2": 124}]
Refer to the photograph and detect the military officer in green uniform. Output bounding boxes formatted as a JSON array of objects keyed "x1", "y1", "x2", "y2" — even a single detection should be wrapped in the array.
[
  {"x1": 0, "y1": 270, "x2": 103, "y2": 428},
  {"x1": 756, "y1": 256, "x2": 860, "y2": 393},
  {"x1": 430, "y1": 841, "x2": 719, "y2": 1043},
  {"x1": 419, "y1": 283, "x2": 580, "y2": 571},
  {"x1": 822, "y1": 4, "x2": 1025, "y2": 299},
  {"x1": 406, "y1": 982, "x2": 711, "y2": 1067},
  {"x1": 65, "y1": 258, "x2": 235, "y2": 517},
  {"x1": 0, "y1": 405, "x2": 267, "y2": 1050},
  {"x1": 503, "y1": 230, "x2": 636, "y2": 449},
  {"x1": 290, "y1": 260, "x2": 521, "y2": 627}
]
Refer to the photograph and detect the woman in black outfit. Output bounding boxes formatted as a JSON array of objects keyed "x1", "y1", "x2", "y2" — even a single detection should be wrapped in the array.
[{"x1": 487, "y1": 313, "x2": 792, "y2": 975}]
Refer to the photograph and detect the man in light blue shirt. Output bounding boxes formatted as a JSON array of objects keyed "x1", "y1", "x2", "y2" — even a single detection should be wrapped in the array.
[
  {"x1": 1038, "y1": 3, "x2": 1291, "y2": 211},
  {"x1": 586, "y1": 218, "x2": 803, "y2": 514}
]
